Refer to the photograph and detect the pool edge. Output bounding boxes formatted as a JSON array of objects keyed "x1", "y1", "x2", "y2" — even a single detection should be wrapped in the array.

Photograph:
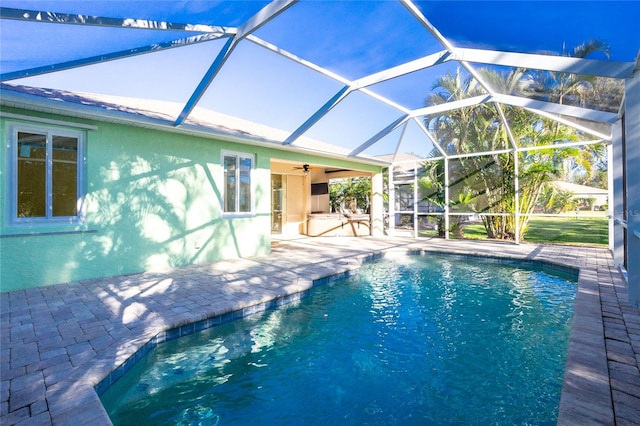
[{"x1": 94, "y1": 245, "x2": 592, "y2": 425}]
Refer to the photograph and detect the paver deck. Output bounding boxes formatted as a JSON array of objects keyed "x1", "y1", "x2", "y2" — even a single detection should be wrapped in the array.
[{"x1": 1, "y1": 236, "x2": 639, "y2": 425}]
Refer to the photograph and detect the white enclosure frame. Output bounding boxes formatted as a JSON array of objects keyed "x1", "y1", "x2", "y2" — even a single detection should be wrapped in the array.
[{"x1": 0, "y1": 0, "x2": 637, "y2": 305}]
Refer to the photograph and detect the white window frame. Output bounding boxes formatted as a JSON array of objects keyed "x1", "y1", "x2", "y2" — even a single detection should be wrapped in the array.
[
  {"x1": 6, "y1": 122, "x2": 86, "y2": 226},
  {"x1": 221, "y1": 150, "x2": 255, "y2": 216}
]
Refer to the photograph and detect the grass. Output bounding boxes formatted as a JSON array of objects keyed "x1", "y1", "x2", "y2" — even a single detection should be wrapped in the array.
[{"x1": 461, "y1": 215, "x2": 608, "y2": 246}]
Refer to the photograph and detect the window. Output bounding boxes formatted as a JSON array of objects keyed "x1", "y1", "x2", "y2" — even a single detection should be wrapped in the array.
[
  {"x1": 8, "y1": 123, "x2": 84, "y2": 224},
  {"x1": 223, "y1": 151, "x2": 253, "y2": 214}
]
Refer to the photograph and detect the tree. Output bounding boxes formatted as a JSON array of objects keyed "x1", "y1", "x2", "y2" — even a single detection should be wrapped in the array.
[
  {"x1": 521, "y1": 39, "x2": 611, "y2": 107},
  {"x1": 329, "y1": 178, "x2": 371, "y2": 213},
  {"x1": 419, "y1": 39, "x2": 611, "y2": 241},
  {"x1": 421, "y1": 69, "x2": 521, "y2": 239},
  {"x1": 538, "y1": 185, "x2": 577, "y2": 214}
]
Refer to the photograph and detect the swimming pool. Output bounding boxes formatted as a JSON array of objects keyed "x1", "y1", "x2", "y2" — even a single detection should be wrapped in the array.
[{"x1": 100, "y1": 254, "x2": 577, "y2": 425}]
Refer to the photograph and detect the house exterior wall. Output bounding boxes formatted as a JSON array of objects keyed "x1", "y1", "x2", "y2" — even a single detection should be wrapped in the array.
[{"x1": 1, "y1": 107, "x2": 382, "y2": 291}]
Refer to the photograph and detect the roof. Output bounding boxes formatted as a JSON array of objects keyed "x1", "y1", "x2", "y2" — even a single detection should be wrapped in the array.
[
  {"x1": 551, "y1": 180, "x2": 608, "y2": 195},
  {"x1": 0, "y1": 1, "x2": 638, "y2": 163},
  {"x1": 0, "y1": 83, "x2": 387, "y2": 166}
]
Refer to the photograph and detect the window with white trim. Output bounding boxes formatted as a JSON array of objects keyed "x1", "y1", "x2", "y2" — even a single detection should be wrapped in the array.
[
  {"x1": 7, "y1": 123, "x2": 85, "y2": 224},
  {"x1": 222, "y1": 151, "x2": 254, "y2": 214}
]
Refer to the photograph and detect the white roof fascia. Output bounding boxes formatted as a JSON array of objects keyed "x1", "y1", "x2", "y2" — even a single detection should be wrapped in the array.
[
  {"x1": 411, "y1": 95, "x2": 492, "y2": 117},
  {"x1": 451, "y1": 47, "x2": 635, "y2": 79},
  {"x1": 0, "y1": 88, "x2": 389, "y2": 168},
  {"x1": 236, "y1": 0, "x2": 297, "y2": 40},
  {"x1": 177, "y1": 122, "x2": 388, "y2": 167},
  {"x1": 0, "y1": 111, "x2": 98, "y2": 131},
  {"x1": 1, "y1": 89, "x2": 177, "y2": 129},
  {"x1": 352, "y1": 50, "x2": 452, "y2": 89},
  {"x1": 495, "y1": 94, "x2": 619, "y2": 123}
]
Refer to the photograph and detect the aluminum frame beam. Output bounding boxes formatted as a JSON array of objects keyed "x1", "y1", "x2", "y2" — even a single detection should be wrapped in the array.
[
  {"x1": 246, "y1": 35, "x2": 350, "y2": 85},
  {"x1": 399, "y1": 0, "x2": 454, "y2": 51},
  {"x1": 0, "y1": 33, "x2": 228, "y2": 81},
  {"x1": 391, "y1": 121, "x2": 411, "y2": 162},
  {"x1": 175, "y1": 0, "x2": 296, "y2": 126},
  {"x1": 0, "y1": 7, "x2": 232, "y2": 33},
  {"x1": 283, "y1": 86, "x2": 352, "y2": 145},
  {"x1": 236, "y1": 0, "x2": 297, "y2": 40},
  {"x1": 0, "y1": 0, "x2": 632, "y2": 163},
  {"x1": 412, "y1": 117, "x2": 447, "y2": 157},
  {"x1": 399, "y1": 0, "x2": 499, "y2": 101},
  {"x1": 349, "y1": 114, "x2": 410, "y2": 156},
  {"x1": 411, "y1": 95, "x2": 492, "y2": 117},
  {"x1": 495, "y1": 94, "x2": 619, "y2": 123},
  {"x1": 450, "y1": 47, "x2": 635, "y2": 79},
  {"x1": 352, "y1": 50, "x2": 451, "y2": 89},
  {"x1": 523, "y1": 108, "x2": 613, "y2": 141},
  {"x1": 175, "y1": 37, "x2": 236, "y2": 126}
]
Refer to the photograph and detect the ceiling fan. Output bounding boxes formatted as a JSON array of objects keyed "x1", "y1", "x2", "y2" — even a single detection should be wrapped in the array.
[{"x1": 292, "y1": 164, "x2": 311, "y2": 174}]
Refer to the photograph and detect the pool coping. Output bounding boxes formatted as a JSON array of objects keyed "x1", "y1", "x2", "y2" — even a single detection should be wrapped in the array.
[
  {"x1": 1, "y1": 237, "x2": 638, "y2": 425},
  {"x1": 92, "y1": 263, "x2": 371, "y2": 398}
]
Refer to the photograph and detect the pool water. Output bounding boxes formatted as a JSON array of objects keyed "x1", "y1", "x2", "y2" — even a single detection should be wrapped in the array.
[{"x1": 101, "y1": 255, "x2": 577, "y2": 425}]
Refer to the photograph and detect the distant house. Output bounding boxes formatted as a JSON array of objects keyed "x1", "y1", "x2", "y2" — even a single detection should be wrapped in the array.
[
  {"x1": 0, "y1": 84, "x2": 386, "y2": 292},
  {"x1": 551, "y1": 180, "x2": 608, "y2": 210}
]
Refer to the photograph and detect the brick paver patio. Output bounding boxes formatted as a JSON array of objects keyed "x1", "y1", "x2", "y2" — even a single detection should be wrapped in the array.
[{"x1": 1, "y1": 237, "x2": 639, "y2": 425}]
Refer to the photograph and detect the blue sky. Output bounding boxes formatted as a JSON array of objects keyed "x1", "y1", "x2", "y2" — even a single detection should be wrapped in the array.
[
  {"x1": 422, "y1": 1, "x2": 639, "y2": 62},
  {"x1": 1, "y1": 1, "x2": 638, "y2": 156}
]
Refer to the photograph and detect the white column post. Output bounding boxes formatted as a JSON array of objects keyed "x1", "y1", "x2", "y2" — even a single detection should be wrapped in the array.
[
  {"x1": 371, "y1": 170, "x2": 384, "y2": 237},
  {"x1": 610, "y1": 124, "x2": 624, "y2": 263},
  {"x1": 388, "y1": 166, "x2": 396, "y2": 236},
  {"x1": 444, "y1": 158, "x2": 450, "y2": 240},
  {"x1": 413, "y1": 163, "x2": 419, "y2": 238},
  {"x1": 624, "y1": 71, "x2": 640, "y2": 307},
  {"x1": 514, "y1": 149, "x2": 520, "y2": 244}
]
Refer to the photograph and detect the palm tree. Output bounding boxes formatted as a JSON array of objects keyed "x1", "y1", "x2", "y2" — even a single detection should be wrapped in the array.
[
  {"x1": 421, "y1": 68, "x2": 519, "y2": 239},
  {"x1": 329, "y1": 178, "x2": 371, "y2": 213},
  {"x1": 522, "y1": 39, "x2": 611, "y2": 106},
  {"x1": 419, "y1": 39, "x2": 610, "y2": 241}
]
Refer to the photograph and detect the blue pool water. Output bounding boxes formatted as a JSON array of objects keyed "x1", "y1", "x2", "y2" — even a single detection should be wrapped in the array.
[{"x1": 101, "y1": 255, "x2": 577, "y2": 425}]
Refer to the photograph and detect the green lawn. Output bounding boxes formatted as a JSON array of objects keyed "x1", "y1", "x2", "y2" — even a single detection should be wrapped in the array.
[{"x1": 461, "y1": 216, "x2": 608, "y2": 246}]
